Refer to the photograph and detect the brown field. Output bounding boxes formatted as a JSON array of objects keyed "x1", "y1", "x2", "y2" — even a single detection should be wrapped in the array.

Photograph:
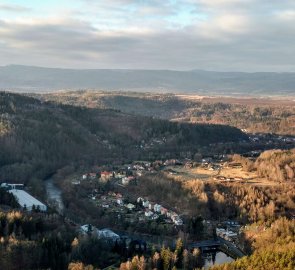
[{"x1": 166, "y1": 165, "x2": 279, "y2": 187}]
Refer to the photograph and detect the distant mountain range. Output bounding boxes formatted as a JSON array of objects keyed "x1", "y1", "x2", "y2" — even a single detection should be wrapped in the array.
[{"x1": 1, "y1": 65, "x2": 295, "y2": 96}]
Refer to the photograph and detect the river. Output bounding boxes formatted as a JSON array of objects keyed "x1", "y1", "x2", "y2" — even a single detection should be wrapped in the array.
[
  {"x1": 44, "y1": 179, "x2": 235, "y2": 268},
  {"x1": 203, "y1": 251, "x2": 234, "y2": 269},
  {"x1": 45, "y1": 178, "x2": 64, "y2": 214}
]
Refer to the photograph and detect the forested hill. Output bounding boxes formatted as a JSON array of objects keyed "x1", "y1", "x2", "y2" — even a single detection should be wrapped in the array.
[
  {"x1": 1, "y1": 65, "x2": 295, "y2": 96},
  {"x1": 37, "y1": 91, "x2": 295, "y2": 136},
  {"x1": 0, "y1": 92, "x2": 246, "y2": 183}
]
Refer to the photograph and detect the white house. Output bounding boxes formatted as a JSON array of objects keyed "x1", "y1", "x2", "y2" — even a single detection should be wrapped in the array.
[
  {"x1": 154, "y1": 204, "x2": 161, "y2": 213},
  {"x1": 145, "y1": 210, "x2": 153, "y2": 217},
  {"x1": 126, "y1": 203, "x2": 135, "y2": 210},
  {"x1": 142, "y1": 200, "x2": 149, "y2": 208},
  {"x1": 117, "y1": 199, "x2": 123, "y2": 205},
  {"x1": 122, "y1": 177, "x2": 130, "y2": 185}
]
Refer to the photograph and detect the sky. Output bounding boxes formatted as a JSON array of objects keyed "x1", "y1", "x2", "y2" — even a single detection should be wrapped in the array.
[{"x1": 0, "y1": 0, "x2": 295, "y2": 71}]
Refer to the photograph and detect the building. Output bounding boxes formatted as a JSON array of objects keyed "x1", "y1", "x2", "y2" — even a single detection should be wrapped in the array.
[
  {"x1": 145, "y1": 210, "x2": 153, "y2": 217},
  {"x1": 117, "y1": 199, "x2": 123, "y2": 205},
  {"x1": 160, "y1": 207, "x2": 168, "y2": 215},
  {"x1": 126, "y1": 203, "x2": 135, "y2": 210},
  {"x1": 142, "y1": 200, "x2": 149, "y2": 208},
  {"x1": 9, "y1": 189, "x2": 47, "y2": 211},
  {"x1": 100, "y1": 171, "x2": 113, "y2": 182},
  {"x1": 1, "y1": 183, "x2": 24, "y2": 190},
  {"x1": 88, "y1": 173, "x2": 97, "y2": 179},
  {"x1": 97, "y1": 228, "x2": 120, "y2": 241},
  {"x1": 80, "y1": 224, "x2": 95, "y2": 235},
  {"x1": 154, "y1": 204, "x2": 161, "y2": 213},
  {"x1": 122, "y1": 177, "x2": 130, "y2": 185}
]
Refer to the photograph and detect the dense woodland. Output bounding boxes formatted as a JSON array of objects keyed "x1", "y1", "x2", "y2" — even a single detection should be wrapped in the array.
[
  {"x1": 127, "y1": 173, "x2": 295, "y2": 223},
  {"x1": 1, "y1": 91, "x2": 295, "y2": 269},
  {"x1": 232, "y1": 149, "x2": 295, "y2": 182},
  {"x1": 0, "y1": 92, "x2": 246, "y2": 186},
  {"x1": 36, "y1": 91, "x2": 295, "y2": 135},
  {"x1": 0, "y1": 209, "x2": 123, "y2": 270},
  {"x1": 115, "y1": 218, "x2": 295, "y2": 270},
  {"x1": 210, "y1": 218, "x2": 295, "y2": 270}
]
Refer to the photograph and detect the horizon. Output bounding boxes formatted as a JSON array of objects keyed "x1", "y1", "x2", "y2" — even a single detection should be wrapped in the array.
[
  {"x1": 1, "y1": 1, "x2": 295, "y2": 72},
  {"x1": 2, "y1": 64, "x2": 295, "y2": 74}
]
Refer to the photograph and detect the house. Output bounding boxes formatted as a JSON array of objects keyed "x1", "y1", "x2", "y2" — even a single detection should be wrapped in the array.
[
  {"x1": 148, "y1": 203, "x2": 153, "y2": 210},
  {"x1": 88, "y1": 173, "x2": 97, "y2": 179},
  {"x1": 100, "y1": 171, "x2": 113, "y2": 181},
  {"x1": 117, "y1": 199, "x2": 123, "y2": 205},
  {"x1": 115, "y1": 172, "x2": 126, "y2": 179},
  {"x1": 71, "y1": 180, "x2": 81, "y2": 185},
  {"x1": 160, "y1": 207, "x2": 168, "y2": 215},
  {"x1": 145, "y1": 210, "x2": 153, "y2": 217},
  {"x1": 122, "y1": 177, "x2": 130, "y2": 185},
  {"x1": 82, "y1": 174, "x2": 87, "y2": 180},
  {"x1": 154, "y1": 204, "x2": 161, "y2": 213},
  {"x1": 126, "y1": 203, "x2": 135, "y2": 210},
  {"x1": 136, "y1": 171, "x2": 143, "y2": 177},
  {"x1": 142, "y1": 200, "x2": 149, "y2": 208}
]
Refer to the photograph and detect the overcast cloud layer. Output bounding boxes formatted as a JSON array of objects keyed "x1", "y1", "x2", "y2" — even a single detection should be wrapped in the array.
[{"x1": 0, "y1": 0, "x2": 295, "y2": 71}]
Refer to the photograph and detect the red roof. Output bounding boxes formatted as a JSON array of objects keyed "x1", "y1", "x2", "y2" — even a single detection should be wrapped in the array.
[{"x1": 101, "y1": 171, "x2": 112, "y2": 175}]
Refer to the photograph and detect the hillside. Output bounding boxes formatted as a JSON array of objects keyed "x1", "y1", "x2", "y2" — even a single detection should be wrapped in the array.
[
  {"x1": 0, "y1": 92, "x2": 246, "y2": 184},
  {"x1": 255, "y1": 149, "x2": 295, "y2": 182},
  {"x1": 2, "y1": 65, "x2": 295, "y2": 96},
  {"x1": 37, "y1": 91, "x2": 295, "y2": 135}
]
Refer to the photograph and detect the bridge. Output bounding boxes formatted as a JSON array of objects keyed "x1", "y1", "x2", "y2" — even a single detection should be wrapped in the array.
[
  {"x1": 189, "y1": 237, "x2": 246, "y2": 259},
  {"x1": 189, "y1": 239, "x2": 221, "y2": 250}
]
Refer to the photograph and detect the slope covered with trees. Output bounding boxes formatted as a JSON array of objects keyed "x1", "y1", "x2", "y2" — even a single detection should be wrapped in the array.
[
  {"x1": 233, "y1": 149, "x2": 295, "y2": 182},
  {"x1": 36, "y1": 91, "x2": 295, "y2": 135},
  {"x1": 210, "y1": 218, "x2": 295, "y2": 270},
  {"x1": 0, "y1": 92, "x2": 246, "y2": 184},
  {"x1": 255, "y1": 149, "x2": 295, "y2": 182}
]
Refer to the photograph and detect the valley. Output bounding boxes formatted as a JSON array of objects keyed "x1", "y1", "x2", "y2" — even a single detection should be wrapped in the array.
[
  {"x1": 36, "y1": 90, "x2": 295, "y2": 136},
  {"x1": 0, "y1": 91, "x2": 294, "y2": 270}
]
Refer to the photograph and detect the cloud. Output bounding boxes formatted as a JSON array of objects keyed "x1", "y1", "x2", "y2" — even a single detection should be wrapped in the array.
[
  {"x1": 0, "y1": 4, "x2": 31, "y2": 13},
  {"x1": 0, "y1": 0, "x2": 294, "y2": 71}
]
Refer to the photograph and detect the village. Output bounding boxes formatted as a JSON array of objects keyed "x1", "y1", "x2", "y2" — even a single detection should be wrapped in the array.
[
  {"x1": 76, "y1": 161, "x2": 185, "y2": 228},
  {"x1": 3, "y1": 130, "x2": 293, "y2": 259},
  {"x1": 67, "y1": 155, "x2": 249, "y2": 238}
]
